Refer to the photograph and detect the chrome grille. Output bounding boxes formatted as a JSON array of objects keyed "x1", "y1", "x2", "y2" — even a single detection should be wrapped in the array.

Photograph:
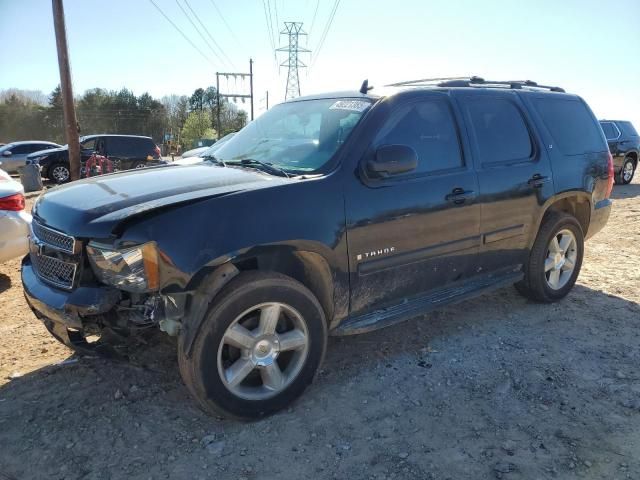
[
  {"x1": 31, "y1": 253, "x2": 77, "y2": 290},
  {"x1": 32, "y1": 220, "x2": 75, "y2": 254}
]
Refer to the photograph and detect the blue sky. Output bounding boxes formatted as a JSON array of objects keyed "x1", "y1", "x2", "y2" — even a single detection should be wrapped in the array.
[{"x1": 1, "y1": 0, "x2": 639, "y2": 124}]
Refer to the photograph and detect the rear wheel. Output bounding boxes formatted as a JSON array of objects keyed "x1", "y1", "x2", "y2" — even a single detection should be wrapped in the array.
[
  {"x1": 132, "y1": 161, "x2": 147, "y2": 169},
  {"x1": 49, "y1": 162, "x2": 71, "y2": 183},
  {"x1": 178, "y1": 271, "x2": 327, "y2": 419},
  {"x1": 616, "y1": 157, "x2": 636, "y2": 185},
  {"x1": 515, "y1": 212, "x2": 584, "y2": 302}
]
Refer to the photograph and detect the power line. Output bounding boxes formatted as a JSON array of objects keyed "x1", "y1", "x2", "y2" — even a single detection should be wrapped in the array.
[
  {"x1": 311, "y1": 0, "x2": 340, "y2": 68},
  {"x1": 174, "y1": 0, "x2": 227, "y2": 68},
  {"x1": 207, "y1": 0, "x2": 245, "y2": 51},
  {"x1": 273, "y1": 0, "x2": 279, "y2": 37},
  {"x1": 147, "y1": 0, "x2": 216, "y2": 69},
  {"x1": 262, "y1": 0, "x2": 277, "y2": 62},
  {"x1": 308, "y1": 0, "x2": 319, "y2": 36},
  {"x1": 183, "y1": 0, "x2": 236, "y2": 69}
]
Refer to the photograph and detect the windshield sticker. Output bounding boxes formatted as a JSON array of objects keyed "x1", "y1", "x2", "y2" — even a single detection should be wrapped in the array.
[{"x1": 329, "y1": 100, "x2": 370, "y2": 112}]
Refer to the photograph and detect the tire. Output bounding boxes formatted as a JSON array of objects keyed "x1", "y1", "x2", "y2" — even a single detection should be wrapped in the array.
[
  {"x1": 515, "y1": 211, "x2": 584, "y2": 303},
  {"x1": 615, "y1": 157, "x2": 636, "y2": 185},
  {"x1": 48, "y1": 162, "x2": 71, "y2": 184},
  {"x1": 178, "y1": 271, "x2": 327, "y2": 420}
]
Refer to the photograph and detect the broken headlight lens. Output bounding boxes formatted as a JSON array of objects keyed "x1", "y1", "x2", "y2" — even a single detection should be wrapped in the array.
[{"x1": 86, "y1": 242, "x2": 159, "y2": 292}]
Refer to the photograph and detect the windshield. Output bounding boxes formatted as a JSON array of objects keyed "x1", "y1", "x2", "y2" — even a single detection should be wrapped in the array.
[{"x1": 214, "y1": 98, "x2": 373, "y2": 173}]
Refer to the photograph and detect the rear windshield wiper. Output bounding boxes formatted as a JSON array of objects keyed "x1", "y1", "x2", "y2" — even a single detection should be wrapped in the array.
[{"x1": 226, "y1": 158, "x2": 290, "y2": 178}]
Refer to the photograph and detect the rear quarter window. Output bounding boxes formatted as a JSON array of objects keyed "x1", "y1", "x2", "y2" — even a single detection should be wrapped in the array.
[
  {"x1": 532, "y1": 97, "x2": 606, "y2": 155},
  {"x1": 618, "y1": 121, "x2": 638, "y2": 137}
]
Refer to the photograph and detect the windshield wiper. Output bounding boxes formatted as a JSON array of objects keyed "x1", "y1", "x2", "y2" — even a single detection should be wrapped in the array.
[
  {"x1": 202, "y1": 154, "x2": 226, "y2": 167},
  {"x1": 226, "y1": 158, "x2": 290, "y2": 178}
]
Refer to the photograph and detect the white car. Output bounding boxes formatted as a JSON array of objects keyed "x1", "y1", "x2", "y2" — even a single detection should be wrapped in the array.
[{"x1": 0, "y1": 164, "x2": 32, "y2": 263}]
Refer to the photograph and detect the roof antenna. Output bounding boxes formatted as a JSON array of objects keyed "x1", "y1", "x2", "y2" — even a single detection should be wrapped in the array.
[{"x1": 359, "y1": 79, "x2": 373, "y2": 94}]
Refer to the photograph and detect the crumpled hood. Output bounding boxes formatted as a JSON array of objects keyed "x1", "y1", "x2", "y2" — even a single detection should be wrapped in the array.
[{"x1": 33, "y1": 163, "x2": 284, "y2": 238}]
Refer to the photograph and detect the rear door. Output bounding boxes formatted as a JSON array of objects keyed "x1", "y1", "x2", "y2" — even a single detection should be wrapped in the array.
[
  {"x1": 454, "y1": 90, "x2": 555, "y2": 273},
  {"x1": 345, "y1": 92, "x2": 481, "y2": 316},
  {"x1": 104, "y1": 137, "x2": 133, "y2": 169}
]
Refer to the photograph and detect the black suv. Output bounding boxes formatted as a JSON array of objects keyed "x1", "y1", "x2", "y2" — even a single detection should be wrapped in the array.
[
  {"x1": 22, "y1": 77, "x2": 613, "y2": 419},
  {"x1": 599, "y1": 120, "x2": 639, "y2": 184},
  {"x1": 27, "y1": 134, "x2": 163, "y2": 183}
]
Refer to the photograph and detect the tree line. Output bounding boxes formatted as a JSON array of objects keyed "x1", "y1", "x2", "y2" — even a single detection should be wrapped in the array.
[{"x1": 0, "y1": 86, "x2": 248, "y2": 150}]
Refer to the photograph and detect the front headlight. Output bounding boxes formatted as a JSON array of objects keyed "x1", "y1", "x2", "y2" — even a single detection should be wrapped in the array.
[{"x1": 86, "y1": 242, "x2": 159, "y2": 292}]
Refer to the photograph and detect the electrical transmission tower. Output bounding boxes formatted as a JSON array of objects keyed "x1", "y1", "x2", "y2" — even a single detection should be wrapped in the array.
[{"x1": 276, "y1": 22, "x2": 310, "y2": 100}]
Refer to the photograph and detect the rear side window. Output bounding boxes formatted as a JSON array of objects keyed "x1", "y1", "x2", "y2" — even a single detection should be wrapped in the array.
[
  {"x1": 618, "y1": 121, "x2": 638, "y2": 137},
  {"x1": 599, "y1": 122, "x2": 618, "y2": 140},
  {"x1": 375, "y1": 98, "x2": 463, "y2": 174},
  {"x1": 463, "y1": 98, "x2": 532, "y2": 164},
  {"x1": 533, "y1": 98, "x2": 606, "y2": 155},
  {"x1": 107, "y1": 137, "x2": 134, "y2": 156}
]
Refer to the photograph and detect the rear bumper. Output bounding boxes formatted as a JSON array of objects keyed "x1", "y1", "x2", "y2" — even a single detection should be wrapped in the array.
[
  {"x1": 586, "y1": 199, "x2": 612, "y2": 240},
  {"x1": 0, "y1": 210, "x2": 31, "y2": 263},
  {"x1": 22, "y1": 256, "x2": 120, "y2": 332}
]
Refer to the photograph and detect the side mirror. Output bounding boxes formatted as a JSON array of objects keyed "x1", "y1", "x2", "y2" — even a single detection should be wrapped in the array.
[
  {"x1": 2, "y1": 150, "x2": 11, "y2": 157},
  {"x1": 367, "y1": 144, "x2": 418, "y2": 178}
]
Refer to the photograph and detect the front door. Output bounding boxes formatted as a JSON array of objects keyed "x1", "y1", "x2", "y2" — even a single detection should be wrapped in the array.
[{"x1": 345, "y1": 92, "x2": 481, "y2": 317}]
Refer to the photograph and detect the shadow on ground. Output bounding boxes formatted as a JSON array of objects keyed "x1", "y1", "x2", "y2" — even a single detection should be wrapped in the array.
[
  {"x1": 0, "y1": 273, "x2": 10, "y2": 295},
  {"x1": 611, "y1": 181, "x2": 640, "y2": 200},
  {"x1": 1, "y1": 283, "x2": 639, "y2": 479}
]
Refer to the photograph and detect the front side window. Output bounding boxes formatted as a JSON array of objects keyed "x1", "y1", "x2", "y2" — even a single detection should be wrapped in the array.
[
  {"x1": 374, "y1": 98, "x2": 463, "y2": 174},
  {"x1": 464, "y1": 97, "x2": 533, "y2": 164},
  {"x1": 11, "y1": 144, "x2": 31, "y2": 154},
  {"x1": 214, "y1": 98, "x2": 373, "y2": 173}
]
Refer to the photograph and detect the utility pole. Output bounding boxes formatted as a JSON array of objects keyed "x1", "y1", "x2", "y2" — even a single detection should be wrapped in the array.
[
  {"x1": 216, "y1": 59, "x2": 254, "y2": 139},
  {"x1": 276, "y1": 22, "x2": 310, "y2": 100},
  {"x1": 249, "y1": 58, "x2": 254, "y2": 122},
  {"x1": 52, "y1": 0, "x2": 80, "y2": 181}
]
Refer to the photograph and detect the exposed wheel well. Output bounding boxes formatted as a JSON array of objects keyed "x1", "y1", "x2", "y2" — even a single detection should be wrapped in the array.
[
  {"x1": 545, "y1": 196, "x2": 590, "y2": 236},
  {"x1": 625, "y1": 151, "x2": 638, "y2": 166},
  {"x1": 227, "y1": 249, "x2": 335, "y2": 325}
]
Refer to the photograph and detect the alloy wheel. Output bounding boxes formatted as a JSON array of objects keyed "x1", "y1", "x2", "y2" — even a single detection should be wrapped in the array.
[
  {"x1": 217, "y1": 302, "x2": 309, "y2": 400},
  {"x1": 623, "y1": 161, "x2": 634, "y2": 183},
  {"x1": 544, "y1": 229, "x2": 577, "y2": 290},
  {"x1": 52, "y1": 165, "x2": 70, "y2": 182}
]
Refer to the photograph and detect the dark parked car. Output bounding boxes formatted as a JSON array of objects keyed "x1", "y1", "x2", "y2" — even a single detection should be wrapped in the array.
[
  {"x1": 599, "y1": 120, "x2": 639, "y2": 184},
  {"x1": 27, "y1": 134, "x2": 163, "y2": 183},
  {"x1": 0, "y1": 141, "x2": 61, "y2": 173},
  {"x1": 22, "y1": 77, "x2": 613, "y2": 419}
]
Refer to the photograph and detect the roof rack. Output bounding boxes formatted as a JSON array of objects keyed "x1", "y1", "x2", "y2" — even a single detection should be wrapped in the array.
[{"x1": 385, "y1": 76, "x2": 565, "y2": 93}]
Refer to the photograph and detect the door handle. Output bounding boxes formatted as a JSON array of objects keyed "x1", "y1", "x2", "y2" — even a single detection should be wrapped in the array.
[
  {"x1": 445, "y1": 188, "x2": 475, "y2": 204},
  {"x1": 527, "y1": 174, "x2": 550, "y2": 188}
]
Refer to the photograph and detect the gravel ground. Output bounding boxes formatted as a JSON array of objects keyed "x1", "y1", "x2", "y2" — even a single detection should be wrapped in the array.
[{"x1": 0, "y1": 179, "x2": 639, "y2": 480}]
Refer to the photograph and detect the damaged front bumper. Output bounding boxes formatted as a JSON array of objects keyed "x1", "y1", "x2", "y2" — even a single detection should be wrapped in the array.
[{"x1": 22, "y1": 256, "x2": 121, "y2": 351}]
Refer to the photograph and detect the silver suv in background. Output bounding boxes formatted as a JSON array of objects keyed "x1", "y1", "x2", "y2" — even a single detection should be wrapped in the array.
[{"x1": 0, "y1": 141, "x2": 61, "y2": 173}]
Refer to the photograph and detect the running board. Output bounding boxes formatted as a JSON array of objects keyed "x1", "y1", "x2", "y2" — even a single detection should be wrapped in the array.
[{"x1": 333, "y1": 271, "x2": 523, "y2": 336}]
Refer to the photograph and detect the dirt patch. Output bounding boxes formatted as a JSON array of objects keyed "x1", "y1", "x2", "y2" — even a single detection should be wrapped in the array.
[{"x1": 1, "y1": 181, "x2": 639, "y2": 479}]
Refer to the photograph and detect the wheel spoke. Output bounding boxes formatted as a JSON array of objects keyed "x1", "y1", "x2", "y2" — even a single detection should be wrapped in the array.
[
  {"x1": 259, "y1": 304, "x2": 281, "y2": 335},
  {"x1": 558, "y1": 234, "x2": 572, "y2": 253},
  {"x1": 562, "y1": 258, "x2": 575, "y2": 271},
  {"x1": 548, "y1": 269, "x2": 561, "y2": 288},
  {"x1": 544, "y1": 257, "x2": 555, "y2": 272},
  {"x1": 225, "y1": 358, "x2": 255, "y2": 387},
  {"x1": 261, "y1": 362, "x2": 285, "y2": 390},
  {"x1": 223, "y1": 324, "x2": 255, "y2": 350},
  {"x1": 278, "y1": 329, "x2": 307, "y2": 352},
  {"x1": 549, "y1": 236, "x2": 561, "y2": 253}
]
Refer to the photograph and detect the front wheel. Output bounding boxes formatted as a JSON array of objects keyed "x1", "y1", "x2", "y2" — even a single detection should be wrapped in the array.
[
  {"x1": 49, "y1": 162, "x2": 71, "y2": 183},
  {"x1": 178, "y1": 271, "x2": 327, "y2": 419},
  {"x1": 515, "y1": 212, "x2": 584, "y2": 303}
]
